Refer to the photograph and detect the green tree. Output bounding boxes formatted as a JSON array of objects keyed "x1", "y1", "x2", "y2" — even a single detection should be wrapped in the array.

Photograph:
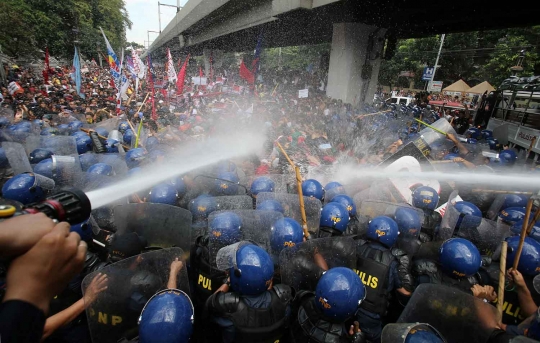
[{"x1": 126, "y1": 42, "x2": 145, "y2": 50}]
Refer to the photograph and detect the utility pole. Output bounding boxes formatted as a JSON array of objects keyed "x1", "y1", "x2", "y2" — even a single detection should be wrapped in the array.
[
  {"x1": 158, "y1": 1, "x2": 182, "y2": 33},
  {"x1": 431, "y1": 34, "x2": 445, "y2": 82}
]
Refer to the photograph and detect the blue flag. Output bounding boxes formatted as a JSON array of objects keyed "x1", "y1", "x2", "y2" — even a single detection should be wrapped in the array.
[{"x1": 72, "y1": 46, "x2": 85, "y2": 99}]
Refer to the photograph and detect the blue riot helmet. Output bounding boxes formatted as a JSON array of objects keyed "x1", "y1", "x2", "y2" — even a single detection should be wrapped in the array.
[
  {"x1": 0, "y1": 117, "x2": 10, "y2": 128},
  {"x1": 2, "y1": 173, "x2": 47, "y2": 204},
  {"x1": 325, "y1": 181, "x2": 345, "y2": 202},
  {"x1": 320, "y1": 202, "x2": 350, "y2": 232},
  {"x1": 148, "y1": 183, "x2": 178, "y2": 206},
  {"x1": 189, "y1": 195, "x2": 218, "y2": 220},
  {"x1": 87, "y1": 163, "x2": 114, "y2": 176},
  {"x1": 169, "y1": 176, "x2": 187, "y2": 197},
  {"x1": 314, "y1": 267, "x2": 365, "y2": 322},
  {"x1": 394, "y1": 207, "x2": 422, "y2": 238},
  {"x1": 271, "y1": 218, "x2": 303, "y2": 254},
  {"x1": 481, "y1": 129, "x2": 493, "y2": 140},
  {"x1": 56, "y1": 123, "x2": 70, "y2": 135},
  {"x1": 16, "y1": 121, "x2": 32, "y2": 131},
  {"x1": 502, "y1": 194, "x2": 529, "y2": 210},
  {"x1": 104, "y1": 139, "x2": 119, "y2": 153},
  {"x1": 79, "y1": 153, "x2": 99, "y2": 171},
  {"x1": 464, "y1": 127, "x2": 481, "y2": 139},
  {"x1": 325, "y1": 181, "x2": 344, "y2": 192},
  {"x1": 209, "y1": 212, "x2": 242, "y2": 245},
  {"x1": 217, "y1": 160, "x2": 237, "y2": 173},
  {"x1": 257, "y1": 200, "x2": 284, "y2": 214},
  {"x1": 250, "y1": 177, "x2": 275, "y2": 196},
  {"x1": 149, "y1": 149, "x2": 166, "y2": 163},
  {"x1": 68, "y1": 120, "x2": 83, "y2": 134},
  {"x1": 145, "y1": 136, "x2": 159, "y2": 151},
  {"x1": 330, "y1": 194, "x2": 356, "y2": 217},
  {"x1": 123, "y1": 129, "x2": 135, "y2": 145},
  {"x1": 118, "y1": 121, "x2": 130, "y2": 134},
  {"x1": 499, "y1": 207, "x2": 526, "y2": 226},
  {"x1": 466, "y1": 138, "x2": 478, "y2": 144},
  {"x1": 511, "y1": 219, "x2": 540, "y2": 243},
  {"x1": 487, "y1": 138, "x2": 500, "y2": 151},
  {"x1": 411, "y1": 107, "x2": 421, "y2": 118},
  {"x1": 128, "y1": 167, "x2": 143, "y2": 177},
  {"x1": 382, "y1": 323, "x2": 445, "y2": 343},
  {"x1": 29, "y1": 148, "x2": 53, "y2": 164},
  {"x1": 40, "y1": 127, "x2": 59, "y2": 136},
  {"x1": 499, "y1": 149, "x2": 517, "y2": 166},
  {"x1": 229, "y1": 244, "x2": 274, "y2": 296},
  {"x1": 443, "y1": 153, "x2": 459, "y2": 161},
  {"x1": 34, "y1": 158, "x2": 53, "y2": 178},
  {"x1": 71, "y1": 219, "x2": 93, "y2": 242},
  {"x1": 367, "y1": 216, "x2": 399, "y2": 248},
  {"x1": 439, "y1": 238, "x2": 481, "y2": 278},
  {"x1": 302, "y1": 179, "x2": 325, "y2": 201},
  {"x1": 411, "y1": 186, "x2": 439, "y2": 211},
  {"x1": 138, "y1": 289, "x2": 194, "y2": 343},
  {"x1": 214, "y1": 171, "x2": 239, "y2": 195},
  {"x1": 95, "y1": 127, "x2": 109, "y2": 138},
  {"x1": 75, "y1": 135, "x2": 93, "y2": 154},
  {"x1": 506, "y1": 236, "x2": 540, "y2": 277},
  {"x1": 454, "y1": 201, "x2": 482, "y2": 230},
  {"x1": 71, "y1": 131, "x2": 87, "y2": 139},
  {"x1": 32, "y1": 119, "x2": 43, "y2": 130},
  {"x1": 125, "y1": 148, "x2": 147, "y2": 169}
]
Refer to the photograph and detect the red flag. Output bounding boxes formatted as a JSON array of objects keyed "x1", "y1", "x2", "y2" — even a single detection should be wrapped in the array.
[
  {"x1": 239, "y1": 60, "x2": 254, "y2": 84},
  {"x1": 43, "y1": 47, "x2": 50, "y2": 83},
  {"x1": 199, "y1": 65, "x2": 203, "y2": 80},
  {"x1": 176, "y1": 54, "x2": 190, "y2": 94}
]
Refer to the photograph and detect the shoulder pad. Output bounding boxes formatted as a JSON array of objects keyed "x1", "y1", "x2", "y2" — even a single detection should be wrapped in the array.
[
  {"x1": 391, "y1": 248, "x2": 407, "y2": 258},
  {"x1": 213, "y1": 291, "x2": 240, "y2": 313},
  {"x1": 413, "y1": 259, "x2": 439, "y2": 276},
  {"x1": 273, "y1": 284, "x2": 294, "y2": 303},
  {"x1": 294, "y1": 290, "x2": 314, "y2": 303}
]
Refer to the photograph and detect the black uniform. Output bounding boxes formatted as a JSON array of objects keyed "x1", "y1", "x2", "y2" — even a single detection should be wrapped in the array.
[
  {"x1": 292, "y1": 291, "x2": 366, "y2": 343},
  {"x1": 205, "y1": 284, "x2": 293, "y2": 343}
]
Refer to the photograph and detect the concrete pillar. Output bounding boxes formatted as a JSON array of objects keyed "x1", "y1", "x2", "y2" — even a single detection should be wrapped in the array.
[{"x1": 326, "y1": 23, "x2": 386, "y2": 106}]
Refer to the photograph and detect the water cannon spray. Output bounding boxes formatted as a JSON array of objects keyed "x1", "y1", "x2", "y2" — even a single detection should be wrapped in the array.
[{"x1": 0, "y1": 188, "x2": 92, "y2": 225}]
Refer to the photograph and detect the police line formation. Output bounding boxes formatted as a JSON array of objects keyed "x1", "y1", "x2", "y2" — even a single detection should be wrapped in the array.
[{"x1": 2, "y1": 77, "x2": 540, "y2": 343}]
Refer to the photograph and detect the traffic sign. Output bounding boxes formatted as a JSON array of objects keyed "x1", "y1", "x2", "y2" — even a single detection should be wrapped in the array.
[
  {"x1": 428, "y1": 81, "x2": 443, "y2": 92},
  {"x1": 422, "y1": 67, "x2": 435, "y2": 81}
]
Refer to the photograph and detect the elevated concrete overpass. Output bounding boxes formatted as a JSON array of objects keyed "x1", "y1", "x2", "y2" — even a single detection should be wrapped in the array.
[{"x1": 144, "y1": 0, "x2": 540, "y2": 105}]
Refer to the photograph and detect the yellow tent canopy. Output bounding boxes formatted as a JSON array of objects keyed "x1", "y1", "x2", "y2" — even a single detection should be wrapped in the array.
[
  {"x1": 442, "y1": 79, "x2": 470, "y2": 93},
  {"x1": 466, "y1": 81, "x2": 495, "y2": 95}
]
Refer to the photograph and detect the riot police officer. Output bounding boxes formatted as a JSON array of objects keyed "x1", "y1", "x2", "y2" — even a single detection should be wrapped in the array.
[
  {"x1": 411, "y1": 186, "x2": 441, "y2": 240},
  {"x1": 292, "y1": 267, "x2": 367, "y2": 343},
  {"x1": 318, "y1": 202, "x2": 350, "y2": 237},
  {"x1": 354, "y1": 216, "x2": 414, "y2": 343},
  {"x1": 205, "y1": 242, "x2": 292, "y2": 343}
]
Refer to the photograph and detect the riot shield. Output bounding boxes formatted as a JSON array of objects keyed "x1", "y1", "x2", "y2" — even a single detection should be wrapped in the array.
[
  {"x1": 214, "y1": 195, "x2": 253, "y2": 210},
  {"x1": 486, "y1": 194, "x2": 507, "y2": 220},
  {"x1": 82, "y1": 173, "x2": 114, "y2": 192},
  {"x1": 1, "y1": 142, "x2": 32, "y2": 174},
  {"x1": 114, "y1": 203, "x2": 192, "y2": 253},
  {"x1": 397, "y1": 283, "x2": 499, "y2": 343},
  {"x1": 355, "y1": 200, "x2": 424, "y2": 226},
  {"x1": 25, "y1": 136, "x2": 79, "y2": 156},
  {"x1": 93, "y1": 117, "x2": 120, "y2": 134},
  {"x1": 207, "y1": 209, "x2": 282, "y2": 266},
  {"x1": 98, "y1": 154, "x2": 129, "y2": 176},
  {"x1": 82, "y1": 248, "x2": 190, "y2": 343},
  {"x1": 352, "y1": 181, "x2": 398, "y2": 203},
  {"x1": 50, "y1": 155, "x2": 83, "y2": 187},
  {"x1": 454, "y1": 219, "x2": 511, "y2": 256},
  {"x1": 279, "y1": 237, "x2": 357, "y2": 292},
  {"x1": 436, "y1": 191, "x2": 460, "y2": 241},
  {"x1": 248, "y1": 174, "x2": 289, "y2": 193},
  {"x1": 256, "y1": 192, "x2": 322, "y2": 235}
]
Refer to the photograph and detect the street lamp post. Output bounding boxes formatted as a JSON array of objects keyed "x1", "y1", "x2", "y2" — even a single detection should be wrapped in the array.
[
  {"x1": 147, "y1": 30, "x2": 160, "y2": 49},
  {"x1": 158, "y1": 2, "x2": 182, "y2": 33}
]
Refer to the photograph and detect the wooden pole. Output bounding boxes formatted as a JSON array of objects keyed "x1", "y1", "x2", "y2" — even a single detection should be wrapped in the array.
[
  {"x1": 513, "y1": 198, "x2": 534, "y2": 270},
  {"x1": 497, "y1": 241, "x2": 508, "y2": 321},
  {"x1": 80, "y1": 128, "x2": 130, "y2": 151}
]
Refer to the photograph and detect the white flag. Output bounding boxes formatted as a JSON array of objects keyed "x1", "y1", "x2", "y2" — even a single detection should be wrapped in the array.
[
  {"x1": 131, "y1": 49, "x2": 146, "y2": 80},
  {"x1": 166, "y1": 48, "x2": 177, "y2": 83}
]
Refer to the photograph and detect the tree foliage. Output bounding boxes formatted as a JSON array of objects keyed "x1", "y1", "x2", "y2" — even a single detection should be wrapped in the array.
[{"x1": 0, "y1": 0, "x2": 131, "y2": 60}]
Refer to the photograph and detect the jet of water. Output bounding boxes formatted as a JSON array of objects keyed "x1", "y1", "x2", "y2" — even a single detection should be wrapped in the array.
[{"x1": 86, "y1": 129, "x2": 265, "y2": 209}]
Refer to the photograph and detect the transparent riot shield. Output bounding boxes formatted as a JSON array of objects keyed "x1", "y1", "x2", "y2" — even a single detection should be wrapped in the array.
[
  {"x1": 93, "y1": 117, "x2": 120, "y2": 134},
  {"x1": 82, "y1": 248, "x2": 190, "y2": 343},
  {"x1": 397, "y1": 283, "x2": 499, "y2": 343},
  {"x1": 256, "y1": 192, "x2": 322, "y2": 235},
  {"x1": 353, "y1": 181, "x2": 398, "y2": 203},
  {"x1": 454, "y1": 219, "x2": 511, "y2": 256},
  {"x1": 51, "y1": 155, "x2": 83, "y2": 187},
  {"x1": 436, "y1": 191, "x2": 460, "y2": 241},
  {"x1": 356, "y1": 200, "x2": 424, "y2": 226},
  {"x1": 381, "y1": 323, "x2": 446, "y2": 343},
  {"x1": 97, "y1": 154, "x2": 129, "y2": 176},
  {"x1": 214, "y1": 195, "x2": 253, "y2": 210},
  {"x1": 486, "y1": 194, "x2": 508, "y2": 221},
  {"x1": 248, "y1": 174, "x2": 289, "y2": 193},
  {"x1": 82, "y1": 173, "x2": 114, "y2": 192},
  {"x1": 1, "y1": 142, "x2": 32, "y2": 174},
  {"x1": 207, "y1": 209, "x2": 283, "y2": 266},
  {"x1": 25, "y1": 135, "x2": 79, "y2": 157},
  {"x1": 114, "y1": 203, "x2": 192, "y2": 253},
  {"x1": 279, "y1": 237, "x2": 357, "y2": 292}
]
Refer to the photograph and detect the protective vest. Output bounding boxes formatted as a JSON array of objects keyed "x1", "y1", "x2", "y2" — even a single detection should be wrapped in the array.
[
  {"x1": 190, "y1": 236, "x2": 227, "y2": 305},
  {"x1": 355, "y1": 242, "x2": 393, "y2": 316},
  {"x1": 296, "y1": 292, "x2": 347, "y2": 343},
  {"x1": 212, "y1": 285, "x2": 292, "y2": 343}
]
